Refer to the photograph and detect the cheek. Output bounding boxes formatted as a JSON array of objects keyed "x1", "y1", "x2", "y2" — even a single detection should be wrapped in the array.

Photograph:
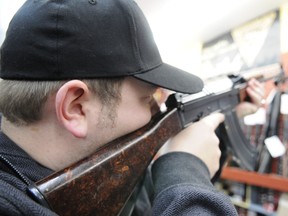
[{"x1": 116, "y1": 100, "x2": 152, "y2": 135}]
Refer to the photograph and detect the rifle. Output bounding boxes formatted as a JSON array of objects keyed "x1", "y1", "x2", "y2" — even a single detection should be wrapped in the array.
[{"x1": 27, "y1": 63, "x2": 283, "y2": 216}]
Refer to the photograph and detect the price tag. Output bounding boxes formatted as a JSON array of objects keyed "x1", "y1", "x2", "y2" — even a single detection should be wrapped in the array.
[
  {"x1": 264, "y1": 135, "x2": 286, "y2": 158},
  {"x1": 244, "y1": 107, "x2": 266, "y2": 125},
  {"x1": 281, "y1": 94, "x2": 288, "y2": 114}
]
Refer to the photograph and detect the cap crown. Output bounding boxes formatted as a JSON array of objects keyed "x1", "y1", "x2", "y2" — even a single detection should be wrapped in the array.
[{"x1": 0, "y1": 0, "x2": 162, "y2": 80}]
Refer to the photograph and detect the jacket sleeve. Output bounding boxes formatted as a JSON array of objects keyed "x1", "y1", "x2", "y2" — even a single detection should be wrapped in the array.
[{"x1": 151, "y1": 152, "x2": 238, "y2": 216}]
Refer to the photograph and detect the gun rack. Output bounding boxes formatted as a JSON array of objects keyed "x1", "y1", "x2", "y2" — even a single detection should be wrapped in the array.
[{"x1": 221, "y1": 167, "x2": 288, "y2": 192}]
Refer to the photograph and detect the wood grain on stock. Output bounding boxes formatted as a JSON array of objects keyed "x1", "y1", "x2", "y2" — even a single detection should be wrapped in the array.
[{"x1": 34, "y1": 108, "x2": 182, "y2": 216}]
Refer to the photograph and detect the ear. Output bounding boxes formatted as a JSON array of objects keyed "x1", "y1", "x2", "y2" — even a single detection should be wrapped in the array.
[{"x1": 55, "y1": 80, "x2": 90, "y2": 138}]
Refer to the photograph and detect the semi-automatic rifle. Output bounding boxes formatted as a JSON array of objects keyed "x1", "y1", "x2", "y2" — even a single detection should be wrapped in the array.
[{"x1": 27, "y1": 63, "x2": 283, "y2": 216}]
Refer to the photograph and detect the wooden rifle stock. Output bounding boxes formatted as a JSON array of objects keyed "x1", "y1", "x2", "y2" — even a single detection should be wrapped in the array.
[
  {"x1": 27, "y1": 63, "x2": 283, "y2": 215},
  {"x1": 28, "y1": 108, "x2": 182, "y2": 216}
]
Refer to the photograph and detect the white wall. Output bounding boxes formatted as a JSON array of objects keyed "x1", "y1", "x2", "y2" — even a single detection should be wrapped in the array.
[{"x1": 0, "y1": 0, "x2": 25, "y2": 45}]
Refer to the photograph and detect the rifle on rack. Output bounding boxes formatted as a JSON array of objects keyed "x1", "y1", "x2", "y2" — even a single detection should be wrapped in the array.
[{"x1": 27, "y1": 63, "x2": 283, "y2": 216}]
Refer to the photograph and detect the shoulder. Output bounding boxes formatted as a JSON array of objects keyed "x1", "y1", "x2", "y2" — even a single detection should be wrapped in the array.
[
  {"x1": 0, "y1": 178, "x2": 57, "y2": 216},
  {"x1": 151, "y1": 152, "x2": 238, "y2": 215},
  {"x1": 152, "y1": 152, "x2": 211, "y2": 193}
]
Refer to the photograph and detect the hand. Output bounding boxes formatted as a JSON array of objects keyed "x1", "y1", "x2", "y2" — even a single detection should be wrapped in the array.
[
  {"x1": 158, "y1": 113, "x2": 225, "y2": 178},
  {"x1": 151, "y1": 88, "x2": 172, "y2": 115},
  {"x1": 236, "y1": 78, "x2": 265, "y2": 118}
]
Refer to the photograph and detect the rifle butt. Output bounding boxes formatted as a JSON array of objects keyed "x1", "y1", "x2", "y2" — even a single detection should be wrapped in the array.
[{"x1": 28, "y1": 108, "x2": 182, "y2": 216}]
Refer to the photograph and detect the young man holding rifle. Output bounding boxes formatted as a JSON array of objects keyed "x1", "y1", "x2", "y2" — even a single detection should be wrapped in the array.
[{"x1": 0, "y1": 0, "x2": 263, "y2": 215}]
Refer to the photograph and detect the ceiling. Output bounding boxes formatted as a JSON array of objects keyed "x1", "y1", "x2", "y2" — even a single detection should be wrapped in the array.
[
  {"x1": 135, "y1": 0, "x2": 288, "y2": 43},
  {"x1": 1, "y1": 0, "x2": 287, "y2": 45}
]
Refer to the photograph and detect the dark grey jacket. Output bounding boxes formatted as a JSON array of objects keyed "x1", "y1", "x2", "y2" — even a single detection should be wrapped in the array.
[{"x1": 0, "y1": 126, "x2": 237, "y2": 216}]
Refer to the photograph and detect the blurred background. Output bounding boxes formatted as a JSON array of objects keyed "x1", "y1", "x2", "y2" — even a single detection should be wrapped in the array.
[{"x1": 136, "y1": 0, "x2": 288, "y2": 77}]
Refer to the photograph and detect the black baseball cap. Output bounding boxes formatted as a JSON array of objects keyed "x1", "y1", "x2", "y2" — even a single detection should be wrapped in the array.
[{"x1": 0, "y1": 0, "x2": 203, "y2": 94}]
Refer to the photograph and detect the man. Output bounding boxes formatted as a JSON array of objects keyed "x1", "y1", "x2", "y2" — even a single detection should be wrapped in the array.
[{"x1": 0, "y1": 0, "x2": 263, "y2": 215}]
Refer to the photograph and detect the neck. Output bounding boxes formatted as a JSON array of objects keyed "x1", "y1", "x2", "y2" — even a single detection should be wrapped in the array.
[{"x1": 1, "y1": 117, "x2": 83, "y2": 171}]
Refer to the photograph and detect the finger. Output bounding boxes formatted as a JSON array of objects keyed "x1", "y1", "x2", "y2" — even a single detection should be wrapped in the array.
[
  {"x1": 246, "y1": 86, "x2": 260, "y2": 99},
  {"x1": 237, "y1": 102, "x2": 258, "y2": 117},
  {"x1": 246, "y1": 87, "x2": 262, "y2": 106},
  {"x1": 248, "y1": 78, "x2": 261, "y2": 87},
  {"x1": 248, "y1": 79, "x2": 264, "y2": 98},
  {"x1": 154, "y1": 88, "x2": 172, "y2": 105},
  {"x1": 200, "y1": 112, "x2": 225, "y2": 130}
]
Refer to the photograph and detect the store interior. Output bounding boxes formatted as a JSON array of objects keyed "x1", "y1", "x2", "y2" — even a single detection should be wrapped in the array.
[{"x1": 1, "y1": 0, "x2": 288, "y2": 215}]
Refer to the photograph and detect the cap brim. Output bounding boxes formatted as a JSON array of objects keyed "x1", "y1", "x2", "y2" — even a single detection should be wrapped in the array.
[{"x1": 133, "y1": 63, "x2": 204, "y2": 94}]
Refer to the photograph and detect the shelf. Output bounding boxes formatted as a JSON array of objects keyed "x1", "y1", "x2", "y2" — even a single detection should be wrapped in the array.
[
  {"x1": 221, "y1": 167, "x2": 288, "y2": 192},
  {"x1": 232, "y1": 199, "x2": 277, "y2": 216}
]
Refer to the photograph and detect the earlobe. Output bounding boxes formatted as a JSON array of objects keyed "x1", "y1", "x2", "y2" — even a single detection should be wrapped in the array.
[{"x1": 55, "y1": 80, "x2": 89, "y2": 138}]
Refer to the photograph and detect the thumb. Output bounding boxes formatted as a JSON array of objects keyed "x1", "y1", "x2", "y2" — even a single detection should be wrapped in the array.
[{"x1": 200, "y1": 112, "x2": 225, "y2": 130}]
